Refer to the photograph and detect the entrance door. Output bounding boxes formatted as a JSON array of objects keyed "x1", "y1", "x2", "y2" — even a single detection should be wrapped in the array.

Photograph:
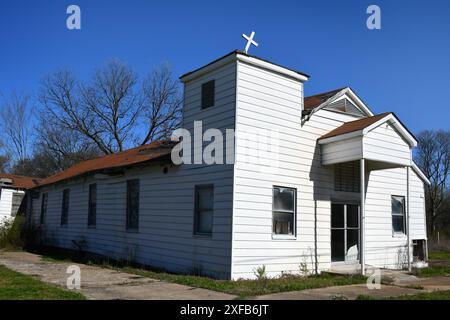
[{"x1": 331, "y1": 203, "x2": 360, "y2": 262}]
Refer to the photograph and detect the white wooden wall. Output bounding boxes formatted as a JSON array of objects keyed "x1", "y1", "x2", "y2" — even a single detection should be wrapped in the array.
[
  {"x1": 0, "y1": 188, "x2": 14, "y2": 220},
  {"x1": 365, "y1": 167, "x2": 427, "y2": 269},
  {"x1": 0, "y1": 188, "x2": 25, "y2": 221},
  {"x1": 28, "y1": 56, "x2": 428, "y2": 280},
  {"x1": 364, "y1": 123, "x2": 411, "y2": 166},
  {"x1": 31, "y1": 62, "x2": 237, "y2": 280}
]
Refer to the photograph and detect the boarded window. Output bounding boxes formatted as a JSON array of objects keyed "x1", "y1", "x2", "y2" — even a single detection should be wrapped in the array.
[
  {"x1": 126, "y1": 179, "x2": 139, "y2": 230},
  {"x1": 88, "y1": 184, "x2": 97, "y2": 227},
  {"x1": 273, "y1": 187, "x2": 296, "y2": 235},
  {"x1": 40, "y1": 193, "x2": 48, "y2": 224},
  {"x1": 392, "y1": 195, "x2": 406, "y2": 234},
  {"x1": 334, "y1": 161, "x2": 360, "y2": 193},
  {"x1": 201, "y1": 80, "x2": 215, "y2": 109},
  {"x1": 194, "y1": 185, "x2": 214, "y2": 235},
  {"x1": 61, "y1": 189, "x2": 70, "y2": 226}
]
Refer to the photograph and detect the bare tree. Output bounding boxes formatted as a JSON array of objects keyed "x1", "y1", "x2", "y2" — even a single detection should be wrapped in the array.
[
  {"x1": 40, "y1": 60, "x2": 141, "y2": 154},
  {"x1": 34, "y1": 112, "x2": 100, "y2": 174},
  {"x1": 0, "y1": 92, "x2": 32, "y2": 162},
  {"x1": 415, "y1": 130, "x2": 450, "y2": 235},
  {"x1": 140, "y1": 64, "x2": 182, "y2": 144},
  {"x1": 0, "y1": 139, "x2": 10, "y2": 172},
  {"x1": 39, "y1": 60, "x2": 182, "y2": 156}
]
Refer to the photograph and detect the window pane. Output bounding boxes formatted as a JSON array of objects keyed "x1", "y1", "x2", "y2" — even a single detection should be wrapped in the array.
[
  {"x1": 61, "y1": 189, "x2": 70, "y2": 225},
  {"x1": 273, "y1": 211, "x2": 294, "y2": 235},
  {"x1": 198, "y1": 187, "x2": 213, "y2": 211},
  {"x1": 392, "y1": 196, "x2": 404, "y2": 215},
  {"x1": 346, "y1": 229, "x2": 359, "y2": 261},
  {"x1": 331, "y1": 229, "x2": 345, "y2": 262},
  {"x1": 88, "y1": 184, "x2": 97, "y2": 226},
  {"x1": 273, "y1": 188, "x2": 294, "y2": 212},
  {"x1": 331, "y1": 204, "x2": 345, "y2": 228},
  {"x1": 195, "y1": 185, "x2": 214, "y2": 234},
  {"x1": 347, "y1": 205, "x2": 359, "y2": 228},
  {"x1": 201, "y1": 80, "x2": 215, "y2": 109},
  {"x1": 198, "y1": 210, "x2": 213, "y2": 234},
  {"x1": 126, "y1": 180, "x2": 139, "y2": 229},
  {"x1": 392, "y1": 215, "x2": 405, "y2": 233}
]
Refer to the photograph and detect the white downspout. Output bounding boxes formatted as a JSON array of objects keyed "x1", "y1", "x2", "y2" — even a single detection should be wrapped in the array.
[
  {"x1": 360, "y1": 159, "x2": 366, "y2": 276},
  {"x1": 407, "y1": 166, "x2": 412, "y2": 271}
]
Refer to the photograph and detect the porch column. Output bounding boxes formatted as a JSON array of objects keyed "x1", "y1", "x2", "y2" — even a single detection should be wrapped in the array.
[{"x1": 360, "y1": 159, "x2": 366, "y2": 276}]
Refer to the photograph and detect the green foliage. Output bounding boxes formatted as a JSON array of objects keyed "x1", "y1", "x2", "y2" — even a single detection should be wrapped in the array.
[
  {"x1": 0, "y1": 215, "x2": 41, "y2": 249},
  {"x1": 253, "y1": 265, "x2": 267, "y2": 280},
  {"x1": 0, "y1": 265, "x2": 85, "y2": 300},
  {"x1": 0, "y1": 216, "x2": 25, "y2": 249}
]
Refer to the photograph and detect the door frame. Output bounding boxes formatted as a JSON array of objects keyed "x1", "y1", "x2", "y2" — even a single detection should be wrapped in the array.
[{"x1": 331, "y1": 202, "x2": 361, "y2": 264}]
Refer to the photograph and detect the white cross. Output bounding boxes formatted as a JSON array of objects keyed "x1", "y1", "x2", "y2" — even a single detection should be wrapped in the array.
[{"x1": 242, "y1": 31, "x2": 258, "y2": 54}]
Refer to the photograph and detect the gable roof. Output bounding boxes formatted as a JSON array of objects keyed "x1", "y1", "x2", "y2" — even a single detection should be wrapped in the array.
[
  {"x1": 180, "y1": 50, "x2": 309, "y2": 82},
  {"x1": 37, "y1": 140, "x2": 175, "y2": 187},
  {"x1": 304, "y1": 87, "x2": 347, "y2": 111},
  {"x1": 304, "y1": 87, "x2": 374, "y2": 118},
  {"x1": 318, "y1": 112, "x2": 417, "y2": 147},
  {"x1": 319, "y1": 112, "x2": 392, "y2": 140},
  {"x1": 0, "y1": 173, "x2": 41, "y2": 189}
]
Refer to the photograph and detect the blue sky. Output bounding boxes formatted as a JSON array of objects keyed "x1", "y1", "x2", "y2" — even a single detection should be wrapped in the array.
[{"x1": 0, "y1": 0, "x2": 449, "y2": 133}]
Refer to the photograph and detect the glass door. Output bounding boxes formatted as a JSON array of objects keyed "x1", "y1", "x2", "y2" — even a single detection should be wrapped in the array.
[{"x1": 331, "y1": 203, "x2": 360, "y2": 262}]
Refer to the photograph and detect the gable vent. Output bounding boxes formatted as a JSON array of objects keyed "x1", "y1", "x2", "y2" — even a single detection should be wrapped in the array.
[{"x1": 326, "y1": 99, "x2": 365, "y2": 117}]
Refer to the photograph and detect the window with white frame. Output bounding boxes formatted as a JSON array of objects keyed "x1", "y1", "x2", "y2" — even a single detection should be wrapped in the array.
[
  {"x1": 391, "y1": 195, "x2": 406, "y2": 234},
  {"x1": 272, "y1": 187, "x2": 296, "y2": 236}
]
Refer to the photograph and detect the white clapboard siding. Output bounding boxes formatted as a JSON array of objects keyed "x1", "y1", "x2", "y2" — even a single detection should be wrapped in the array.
[
  {"x1": 0, "y1": 188, "x2": 14, "y2": 220},
  {"x1": 321, "y1": 137, "x2": 363, "y2": 165},
  {"x1": 364, "y1": 166, "x2": 427, "y2": 269},
  {"x1": 231, "y1": 59, "x2": 365, "y2": 279},
  {"x1": 33, "y1": 61, "x2": 237, "y2": 280},
  {"x1": 363, "y1": 122, "x2": 412, "y2": 166}
]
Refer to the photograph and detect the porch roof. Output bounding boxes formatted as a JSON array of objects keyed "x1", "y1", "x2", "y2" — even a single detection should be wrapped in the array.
[{"x1": 318, "y1": 113, "x2": 417, "y2": 167}]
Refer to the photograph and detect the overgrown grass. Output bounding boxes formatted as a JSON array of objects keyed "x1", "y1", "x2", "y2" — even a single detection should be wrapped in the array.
[
  {"x1": 357, "y1": 290, "x2": 450, "y2": 300},
  {"x1": 414, "y1": 265, "x2": 450, "y2": 277},
  {"x1": 0, "y1": 265, "x2": 85, "y2": 300},
  {"x1": 411, "y1": 251, "x2": 450, "y2": 277},
  {"x1": 121, "y1": 267, "x2": 366, "y2": 298},
  {"x1": 429, "y1": 252, "x2": 450, "y2": 261},
  {"x1": 37, "y1": 247, "x2": 366, "y2": 298}
]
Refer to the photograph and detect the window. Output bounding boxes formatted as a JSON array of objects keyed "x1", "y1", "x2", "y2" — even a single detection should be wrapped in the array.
[
  {"x1": 273, "y1": 187, "x2": 296, "y2": 236},
  {"x1": 88, "y1": 184, "x2": 97, "y2": 227},
  {"x1": 391, "y1": 195, "x2": 406, "y2": 234},
  {"x1": 40, "y1": 193, "x2": 48, "y2": 224},
  {"x1": 61, "y1": 189, "x2": 70, "y2": 226},
  {"x1": 126, "y1": 179, "x2": 139, "y2": 230},
  {"x1": 194, "y1": 185, "x2": 214, "y2": 235},
  {"x1": 201, "y1": 80, "x2": 215, "y2": 109},
  {"x1": 335, "y1": 161, "x2": 360, "y2": 193}
]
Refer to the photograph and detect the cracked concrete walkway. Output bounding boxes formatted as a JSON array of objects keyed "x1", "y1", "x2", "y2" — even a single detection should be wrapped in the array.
[{"x1": 0, "y1": 251, "x2": 235, "y2": 300}]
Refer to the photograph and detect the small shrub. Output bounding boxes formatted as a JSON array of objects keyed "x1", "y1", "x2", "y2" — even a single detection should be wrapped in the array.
[
  {"x1": 0, "y1": 215, "x2": 42, "y2": 250},
  {"x1": 253, "y1": 265, "x2": 267, "y2": 280},
  {"x1": 0, "y1": 215, "x2": 26, "y2": 249},
  {"x1": 299, "y1": 256, "x2": 309, "y2": 276}
]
